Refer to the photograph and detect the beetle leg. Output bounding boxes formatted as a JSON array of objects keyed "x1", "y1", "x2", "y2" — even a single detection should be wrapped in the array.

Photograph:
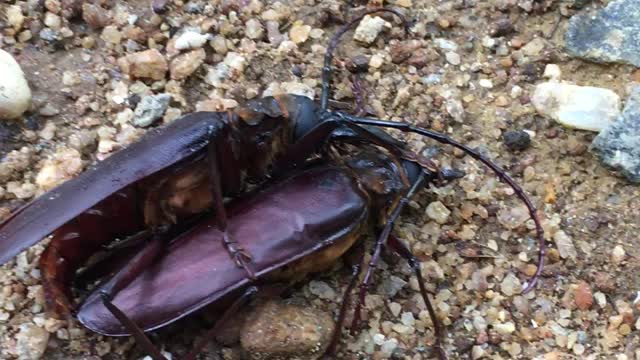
[
  {"x1": 323, "y1": 241, "x2": 366, "y2": 357},
  {"x1": 351, "y1": 170, "x2": 426, "y2": 332},
  {"x1": 351, "y1": 74, "x2": 367, "y2": 117},
  {"x1": 100, "y1": 291, "x2": 167, "y2": 360},
  {"x1": 387, "y1": 235, "x2": 447, "y2": 360},
  {"x1": 206, "y1": 139, "x2": 257, "y2": 279}
]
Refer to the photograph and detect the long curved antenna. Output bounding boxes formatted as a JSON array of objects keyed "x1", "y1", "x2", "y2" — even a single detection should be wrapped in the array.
[
  {"x1": 335, "y1": 112, "x2": 545, "y2": 293},
  {"x1": 321, "y1": 8, "x2": 409, "y2": 111}
]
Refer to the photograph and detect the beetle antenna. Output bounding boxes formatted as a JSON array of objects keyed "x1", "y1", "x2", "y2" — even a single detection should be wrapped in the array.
[
  {"x1": 337, "y1": 113, "x2": 545, "y2": 293},
  {"x1": 321, "y1": 8, "x2": 409, "y2": 111}
]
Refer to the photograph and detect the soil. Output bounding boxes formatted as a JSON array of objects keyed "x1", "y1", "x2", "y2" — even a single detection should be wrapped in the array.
[{"x1": 1, "y1": 0, "x2": 639, "y2": 359}]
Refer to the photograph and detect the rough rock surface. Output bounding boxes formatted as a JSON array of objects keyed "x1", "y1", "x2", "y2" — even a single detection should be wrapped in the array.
[
  {"x1": 590, "y1": 86, "x2": 640, "y2": 183},
  {"x1": 565, "y1": 0, "x2": 640, "y2": 66},
  {"x1": 240, "y1": 300, "x2": 334, "y2": 360}
]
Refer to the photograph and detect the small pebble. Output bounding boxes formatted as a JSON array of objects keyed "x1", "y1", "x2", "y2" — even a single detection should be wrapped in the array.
[
  {"x1": 354, "y1": 15, "x2": 388, "y2": 44},
  {"x1": 491, "y1": 18, "x2": 515, "y2": 37},
  {"x1": 119, "y1": 49, "x2": 168, "y2": 81},
  {"x1": 369, "y1": 54, "x2": 384, "y2": 69},
  {"x1": 594, "y1": 291, "x2": 607, "y2": 308},
  {"x1": 349, "y1": 54, "x2": 369, "y2": 73},
  {"x1": 245, "y1": 19, "x2": 264, "y2": 40},
  {"x1": 611, "y1": 245, "x2": 625, "y2": 264},
  {"x1": 553, "y1": 230, "x2": 577, "y2": 260},
  {"x1": 574, "y1": 281, "x2": 593, "y2": 310},
  {"x1": 503, "y1": 130, "x2": 531, "y2": 151},
  {"x1": 308, "y1": 280, "x2": 336, "y2": 300},
  {"x1": 522, "y1": 37, "x2": 546, "y2": 57},
  {"x1": 426, "y1": 201, "x2": 451, "y2": 224},
  {"x1": 389, "y1": 302, "x2": 402, "y2": 317},
  {"x1": 500, "y1": 273, "x2": 521, "y2": 296},
  {"x1": 174, "y1": 31, "x2": 210, "y2": 50},
  {"x1": 6, "y1": 5, "x2": 25, "y2": 30},
  {"x1": 479, "y1": 79, "x2": 493, "y2": 88},
  {"x1": 133, "y1": 94, "x2": 172, "y2": 127},
  {"x1": 289, "y1": 23, "x2": 311, "y2": 44},
  {"x1": 82, "y1": 3, "x2": 111, "y2": 29},
  {"x1": 619, "y1": 324, "x2": 631, "y2": 336},
  {"x1": 445, "y1": 52, "x2": 461, "y2": 65},
  {"x1": 170, "y1": 49, "x2": 205, "y2": 80},
  {"x1": 495, "y1": 322, "x2": 516, "y2": 335},
  {"x1": 0, "y1": 50, "x2": 32, "y2": 120},
  {"x1": 543, "y1": 64, "x2": 562, "y2": 80},
  {"x1": 35, "y1": 148, "x2": 83, "y2": 191}
]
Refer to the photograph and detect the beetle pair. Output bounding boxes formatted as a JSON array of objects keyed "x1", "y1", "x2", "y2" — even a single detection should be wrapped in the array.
[{"x1": 0, "y1": 8, "x2": 546, "y2": 360}]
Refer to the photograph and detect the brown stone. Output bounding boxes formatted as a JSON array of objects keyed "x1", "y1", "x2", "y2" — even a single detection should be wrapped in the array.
[
  {"x1": 82, "y1": 3, "x2": 111, "y2": 29},
  {"x1": 240, "y1": 300, "x2": 334, "y2": 360},
  {"x1": 118, "y1": 49, "x2": 168, "y2": 80},
  {"x1": 170, "y1": 49, "x2": 205, "y2": 80},
  {"x1": 574, "y1": 281, "x2": 593, "y2": 310}
]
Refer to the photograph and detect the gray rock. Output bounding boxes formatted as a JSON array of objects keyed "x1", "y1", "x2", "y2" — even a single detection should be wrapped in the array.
[
  {"x1": 590, "y1": 86, "x2": 640, "y2": 183},
  {"x1": 15, "y1": 324, "x2": 50, "y2": 359},
  {"x1": 565, "y1": 0, "x2": 640, "y2": 66},
  {"x1": 133, "y1": 94, "x2": 171, "y2": 127}
]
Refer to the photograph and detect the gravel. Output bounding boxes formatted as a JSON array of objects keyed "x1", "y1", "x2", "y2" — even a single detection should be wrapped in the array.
[{"x1": 1, "y1": 0, "x2": 640, "y2": 359}]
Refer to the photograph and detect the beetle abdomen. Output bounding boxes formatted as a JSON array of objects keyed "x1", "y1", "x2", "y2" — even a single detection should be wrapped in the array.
[{"x1": 77, "y1": 166, "x2": 368, "y2": 335}]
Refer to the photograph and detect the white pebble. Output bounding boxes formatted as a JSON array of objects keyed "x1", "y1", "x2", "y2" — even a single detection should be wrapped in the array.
[
  {"x1": 553, "y1": 230, "x2": 577, "y2": 260},
  {"x1": 426, "y1": 201, "x2": 451, "y2": 224},
  {"x1": 532, "y1": 82, "x2": 620, "y2": 132},
  {"x1": 369, "y1": 54, "x2": 384, "y2": 68},
  {"x1": 543, "y1": 64, "x2": 562, "y2": 80},
  {"x1": 494, "y1": 322, "x2": 516, "y2": 335},
  {"x1": 0, "y1": 49, "x2": 31, "y2": 120},
  {"x1": 479, "y1": 79, "x2": 493, "y2": 88},
  {"x1": 594, "y1": 291, "x2": 607, "y2": 308},
  {"x1": 354, "y1": 15, "x2": 389, "y2": 44},
  {"x1": 434, "y1": 38, "x2": 458, "y2": 51},
  {"x1": 445, "y1": 51, "x2": 461, "y2": 65},
  {"x1": 175, "y1": 31, "x2": 210, "y2": 50},
  {"x1": 611, "y1": 245, "x2": 625, "y2": 264}
]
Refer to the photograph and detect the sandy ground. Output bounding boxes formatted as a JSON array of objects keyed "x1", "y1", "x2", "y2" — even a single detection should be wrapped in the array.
[{"x1": 1, "y1": 0, "x2": 640, "y2": 359}]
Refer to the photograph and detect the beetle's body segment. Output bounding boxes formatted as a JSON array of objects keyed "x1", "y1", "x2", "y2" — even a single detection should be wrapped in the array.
[
  {"x1": 78, "y1": 166, "x2": 369, "y2": 335},
  {"x1": 0, "y1": 111, "x2": 221, "y2": 265},
  {"x1": 39, "y1": 187, "x2": 145, "y2": 315},
  {"x1": 0, "y1": 94, "x2": 324, "y2": 268},
  {"x1": 0, "y1": 94, "x2": 329, "y2": 317}
]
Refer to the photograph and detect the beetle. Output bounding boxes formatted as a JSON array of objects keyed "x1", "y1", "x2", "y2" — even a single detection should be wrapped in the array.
[
  {"x1": 0, "y1": 8, "x2": 546, "y2": 319},
  {"x1": 75, "y1": 146, "x2": 460, "y2": 360}
]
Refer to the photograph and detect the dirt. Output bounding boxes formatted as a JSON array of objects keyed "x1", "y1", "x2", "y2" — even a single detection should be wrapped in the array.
[{"x1": 1, "y1": 0, "x2": 639, "y2": 359}]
